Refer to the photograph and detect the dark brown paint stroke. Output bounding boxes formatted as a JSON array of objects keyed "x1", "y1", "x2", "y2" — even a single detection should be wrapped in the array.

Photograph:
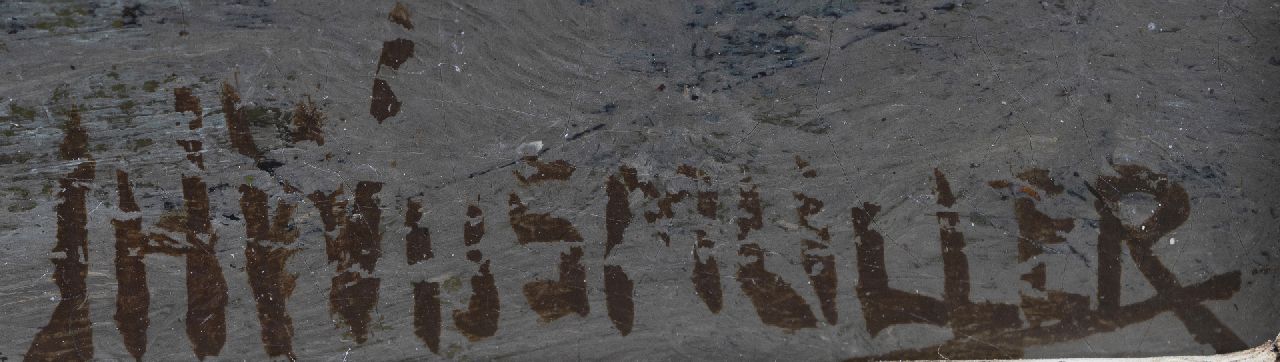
[
  {"x1": 1014, "y1": 197, "x2": 1074, "y2": 262},
  {"x1": 936, "y1": 169, "x2": 1022, "y2": 337},
  {"x1": 643, "y1": 191, "x2": 688, "y2": 223},
  {"x1": 795, "y1": 187, "x2": 835, "y2": 324},
  {"x1": 1066, "y1": 271, "x2": 1239, "y2": 336},
  {"x1": 221, "y1": 81, "x2": 261, "y2": 159},
  {"x1": 676, "y1": 164, "x2": 711, "y2": 183},
  {"x1": 113, "y1": 171, "x2": 149, "y2": 360},
  {"x1": 370, "y1": 78, "x2": 401, "y2": 122},
  {"x1": 464, "y1": 204, "x2": 485, "y2": 246},
  {"x1": 413, "y1": 281, "x2": 441, "y2": 353},
  {"x1": 143, "y1": 231, "x2": 189, "y2": 256},
  {"x1": 735, "y1": 185, "x2": 763, "y2": 240},
  {"x1": 938, "y1": 212, "x2": 969, "y2": 306},
  {"x1": 508, "y1": 194, "x2": 584, "y2": 243},
  {"x1": 604, "y1": 174, "x2": 630, "y2": 257},
  {"x1": 282, "y1": 181, "x2": 301, "y2": 194},
  {"x1": 405, "y1": 199, "x2": 433, "y2": 265},
  {"x1": 29, "y1": 218, "x2": 95, "y2": 360},
  {"x1": 290, "y1": 97, "x2": 325, "y2": 145},
  {"x1": 58, "y1": 109, "x2": 89, "y2": 160},
  {"x1": 1089, "y1": 165, "x2": 1246, "y2": 352},
  {"x1": 174, "y1": 87, "x2": 203, "y2": 129},
  {"x1": 847, "y1": 329, "x2": 1023, "y2": 361},
  {"x1": 988, "y1": 179, "x2": 1012, "y2": 189},
  {"x1": 453, "y1": 260, "x2": 500, "y2": 341},
  {"x1": 851, "y1": 203, "x2": 946, "y2": 335},
  {"x1": 697, "y1": 191, "x2": 717, "y2": 219},
  {"x1": 1020, "y1": 291, "x2": 1088, "y2": 328},
  {"x1": 388, "y1": 2, "x2": 413, "y2": 29},
  {"x1": 619, "y1": 165, "x2": 660, "y2": 198},
  {"x1": 793, "y1": 192, "x2": 830, "y2": 241},
  {"x1": 933, "y1": 168, "x2": 956, "y2": 207},
  {"x1": 176, "y1": 140, "x2": 205, "y2": 170},
  {"x1": 795, "y1": 156, "x2": 817, "y2": 178},
  {"x1": 515, "y1": 156, "x2": 575, "y2": 184},
  {"x1": 851, "y1": 270, "x2": 1241, "y2": 360},
  {"x1": 338, "y1": 181, "x2": 384, "y2": 272},
  {"x1": 329, "y1": 272, "x2": 380, "y2": 344},
  {"x1": 307, "y1": 188, "x2": 347, "y2": 263},
  {"x1": 348, "y1": 181, "x2": 384, "y2": 270},
  {"x1": 603, "y1": 172, "x2": 636, "y2": 334},
  {"x1": 28, "y1": 115, "x2": 95, "y2": 361},
  {"x1": 851, "y1": 165, "x2": 1246, "y2": 360},
  {"x1": 329, "y1": 181, "x2": 383, "y2": 344},
  {"x1": 523, "y1": 247, "x2": 589, "y2": 322},
  {"x1": 308, "y1": 188, "x2": 346, "y2": 233},
  {"x1": 377, "y1": 39, "x2": 415, "y2": 73},
  {"x1": 603, "y1": 264, "x2": 635, "y2": 335},
  {"x1": 938, "y1": 213, "x2": 1021, "y2": 338},
  {"x1": 1095, "y1": 188, "x2": 1122, "y2": 316},
  {"x1": 182, "y1": 175, "x2": 213, "y2": 236},
  {"x1": 947, "y1": 301, "x2": 1022, "y2": 337},
  {"x1": 454, "y1": 202, "x2": 499, "y2": 341},
  {"x1": 794, "y1": 155, "x2": 810, "y2": 170},
  {"x1": 1022, "y1": 263, "x2": 1046, "y2": 291},
  {"x1": 181, "y1": 175, "x2": 227, "y2": 359},
  {"x1": 1016, "y1": 168, "x2": 1064, "y2": 195},
  {"x1": 802, "y1": 240, "x2": 837, "y2": 324},
  {"x1": 735, "y1": 243, "x2": 818, "y2": 330},
  {"x1": 934, "y1": 169, "x2": 967, "y2": 305},
  {"x1": 692, "y1": 230, "x2": 722, "y2": 313},
  {"x1": 239, "y1": 185, "x2": 300, "y2": 360}
]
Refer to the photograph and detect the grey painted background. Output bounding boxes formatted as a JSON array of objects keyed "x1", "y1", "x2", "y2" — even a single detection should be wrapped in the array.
[{"x1": 1, "y1": 0, "x2": 1277, "y2": 360}]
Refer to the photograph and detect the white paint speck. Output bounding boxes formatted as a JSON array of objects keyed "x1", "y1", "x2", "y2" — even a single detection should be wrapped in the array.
[{"x1": 517, "y1": 140, "x2": 543, "y2": 155}]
